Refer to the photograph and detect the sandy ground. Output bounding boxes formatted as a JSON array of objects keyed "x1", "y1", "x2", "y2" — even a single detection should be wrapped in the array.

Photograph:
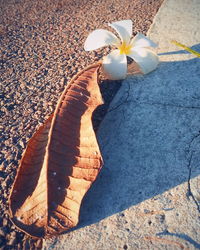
[{"x1": 0, "y1": 0, "x2": 163, "y2": 248}]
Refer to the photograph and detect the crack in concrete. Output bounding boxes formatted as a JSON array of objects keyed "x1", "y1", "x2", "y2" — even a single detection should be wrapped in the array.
[
  {"x1": 108, "y1": 82, "x2": 131, "y2": 113},
  {"x1": 157, "y1": 230, "x2": 200, "y2": 249},
  {"x1": 107, "y1": 85, "x2": 200, "y2": 213},
  {"x1": 186, "y1": 133, "x2": 200, "y2": 213},
  {"x1": 132, "y1": 100, "x2": 200, "y2": 110},
  {"x1": 109, "y1": 91, "x2": 200, "y2": 113}
]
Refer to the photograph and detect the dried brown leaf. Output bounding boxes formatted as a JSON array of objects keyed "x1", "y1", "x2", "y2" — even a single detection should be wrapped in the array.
[{"x1": 9, "y1": 63, "x2": 103, "y2": 238}]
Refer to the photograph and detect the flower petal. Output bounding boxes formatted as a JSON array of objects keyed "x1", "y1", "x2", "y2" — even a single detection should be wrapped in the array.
[
  {"x1": 84, "y1": 29, "x2": 119, "y2": 51},
  {"x1": 131, "y1": 33, "x2": 157, "y2": 48},
  {"x1": 102, "y1": 49, "x2": 127, "y2": 80},
  {"x1": 128, "y1": 48, "x2": 159, "y2": 74},
  {"x1": 109, "y1": 20, "x2": 132, "y2": 43}
]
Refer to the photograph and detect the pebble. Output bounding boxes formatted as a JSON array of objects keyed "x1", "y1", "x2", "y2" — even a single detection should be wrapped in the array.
[
  {"x1": 3, "y1": 218, "x2": 8, "y2": 227},
  {"x1": 19, "y1": 140, "x2": 25, "y2": 148},
  {"x1": 7, "y1": 234, "x2": 17, "y2": 246},
  {"x1": 0, "y1": 0, "x2": 163, "y2": 248},
  {"x1": 0, "y1": 228, "x2": 6, "y2": 237}
]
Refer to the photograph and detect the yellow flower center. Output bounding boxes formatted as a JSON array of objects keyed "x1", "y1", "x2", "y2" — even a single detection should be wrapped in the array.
[{"x1": 118, "y1": 42, "x2": 132, "y2": 55}]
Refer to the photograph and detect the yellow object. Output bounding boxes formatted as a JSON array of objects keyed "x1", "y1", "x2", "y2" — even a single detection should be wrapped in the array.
[
  {"x1": 171, "y1": 40, "x2": 200, "y2": 58},
  {"x1": 118, "y1": 42, "x2": 132, "y2": 55}
]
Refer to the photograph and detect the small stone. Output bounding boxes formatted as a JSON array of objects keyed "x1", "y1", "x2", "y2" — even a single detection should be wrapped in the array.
[
  {"x1": 19, "y1": 140, "x2": 25, "y2": 148},
  {"x1": 7, "y1": 232, "x2": 17, "y2": 246},
  {"x1": 155, "y1": 214, "x2": 165, "y2": 223},
  {"x1": 144, "y1": 209, "x2": 150, "y2": 214},
  {"x1": 11, "y1": 225, "x2": 16, "y2": 230},
  {"x1": 10, "y1": 231, "x2": 16, "y2": 238},
  {"x1": 2, "y1": 218, "x2": 8, "y2": 227},
  {"x1": 0, "y1": 228, "x2": 6, "y2": 237}
]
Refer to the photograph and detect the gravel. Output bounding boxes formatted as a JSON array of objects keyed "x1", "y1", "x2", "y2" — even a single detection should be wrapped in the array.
[{"x1": 0, "y1": 0, "x2": 163, "y2": 248}]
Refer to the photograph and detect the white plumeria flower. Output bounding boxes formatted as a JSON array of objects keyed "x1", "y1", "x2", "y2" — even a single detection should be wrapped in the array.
[{"x1": 84, "y1": 20, "x2": 159, "y2": 80}]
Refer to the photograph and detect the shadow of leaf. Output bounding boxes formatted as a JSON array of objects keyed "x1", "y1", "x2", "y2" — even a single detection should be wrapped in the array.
[{"x1": 77, "y1": 44, "x2": 200, "y2": 229}]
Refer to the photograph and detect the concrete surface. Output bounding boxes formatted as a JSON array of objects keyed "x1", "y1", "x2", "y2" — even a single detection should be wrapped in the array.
[
  {"x1": 0, "y1": 0, "x2": 163, "y2": 248},
  {"x1": 44, "y1": 0, "x2": 200, "y2": 249}
]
